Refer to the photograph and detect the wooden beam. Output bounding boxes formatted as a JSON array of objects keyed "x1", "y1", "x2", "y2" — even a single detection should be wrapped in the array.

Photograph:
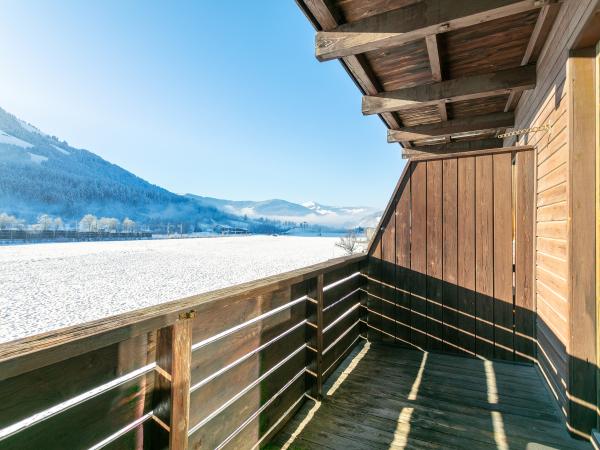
[
  {"x1": 504, "y1": 2, "x2": 560, "y2": 112},
  {"x1": 403, "y1": 144, "x2": 534, "y2": 161},
  {"x1": 403, "y1": 138, "x2": 504, "y2": 154},
  {"x1": 388, "y1": 111, "x2": 514, "y2": 142},
  {"x1": 567, "y1": 47, "x2": 597, "y2": 438},
  {"x1": 156, "y1": 318, "x2": 193, "y2": 450},
  {"x1": 363, "y1": 65, "x2": 536, "y2": 115},
  {"x1": 315, "y1": 0, "x2": 552, "y2": 61},
  {"x1": 302, "y1": 0, "x2": 402, "y2": 130},
  {"x1": 425, "y1": 35, "x2": 442, "y2": 82}
]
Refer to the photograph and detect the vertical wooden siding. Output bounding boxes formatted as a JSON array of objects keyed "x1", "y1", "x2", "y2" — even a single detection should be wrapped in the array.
[{"x1": 367, "y1": 151, "x2": 535, "y2": 362}]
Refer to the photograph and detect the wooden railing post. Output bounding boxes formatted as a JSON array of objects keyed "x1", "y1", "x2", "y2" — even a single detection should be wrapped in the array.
[
  {"x1": 315, "y1": 273, "x2": 325, "y2": 398},
  {"x1": 155, "y1": 311, "x2": 194, "y2": 450}
]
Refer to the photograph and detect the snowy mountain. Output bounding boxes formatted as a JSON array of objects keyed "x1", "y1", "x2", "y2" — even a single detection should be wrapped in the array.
[
  {"x1": 187, "y1": 195, "x2": 381, "y2": 228},
  {"x1": 0, "y1": 106, "x2": 380, "y2": 231},
  {"x1": 0, "y1": 107, "x2": 242, "y2": 230}
]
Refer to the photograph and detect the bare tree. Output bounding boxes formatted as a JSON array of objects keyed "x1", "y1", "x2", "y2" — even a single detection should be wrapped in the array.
[
  {"x1": 335, "y1": 231, "x2": 360, "y2": 255},
  {"x1": 79, "y1": 214, "x2": 97, "y2": 232},
  {"x1": 53, "y1": 217, "x2": 64, "y2": 231},
  {"x1": 37, "y1": 214, "x2": 53, "y2": 231},
  {"x1": 122, "y1": 218, "x2": 136, "y2": 233},
  {"x1": 0, "y1": 213, "x2": 18, "y2": 230}
]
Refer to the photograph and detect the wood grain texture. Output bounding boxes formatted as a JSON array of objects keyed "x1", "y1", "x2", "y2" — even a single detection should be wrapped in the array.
[
  {"x1": 442, "y1": 158, "x2": 458, "y2": 353},
  {"x1": 475, "y1": 155, "x2": 495, "y2": 359},
  {"x1": 363, "y1": 65, "x2": 536, "y2": 115},
  {"x1": 493, "y1": 152, "x2": 514, "y2": 361},
  {"x1": 315, "y1": 0, "x2": 546, "y2": 61}
]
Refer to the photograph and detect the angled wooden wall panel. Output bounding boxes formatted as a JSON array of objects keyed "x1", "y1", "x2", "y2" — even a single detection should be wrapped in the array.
[{"x1": 367, "y1": 150, "x2": 535, "y2": 361}]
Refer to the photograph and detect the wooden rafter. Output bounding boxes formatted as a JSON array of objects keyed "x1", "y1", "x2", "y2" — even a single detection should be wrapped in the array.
[
  {"x1": 301, "y1": 0, "x2": 402, "y2": 131},
  {"x1": 315, "y1": 0, "x2": 553, "y2": 61},
  {"x1": 504, "y1": 1, "x2": 561, "y2": 112},
  {"x1": 363, "y1": 65, "x2": 536, "y2": 115},
  {"x1": 425, "y1": 34, "x2": 442, "y2": 82},
  {"x1": 388, "y1": 112, "x2": 515, "y2": 142}
]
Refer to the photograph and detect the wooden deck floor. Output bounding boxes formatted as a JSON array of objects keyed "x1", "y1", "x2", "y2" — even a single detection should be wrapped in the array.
[{"x1": 269, "y1": 341, "x2": 590, "y2": 449}]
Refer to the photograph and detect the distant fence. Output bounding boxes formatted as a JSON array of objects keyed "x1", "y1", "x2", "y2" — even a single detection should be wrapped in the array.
[{"x1": 0, "y1": 230, "x2": 152, "y2": 242}]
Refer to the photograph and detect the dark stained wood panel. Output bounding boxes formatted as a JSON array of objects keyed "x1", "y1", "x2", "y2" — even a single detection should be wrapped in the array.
[
  {"x1": 447, "y1": 95, "x2": 510, "y2": 120},
  {"x1": 366, "y1": 150, "x2": 534, "y2": 361},
  {"x1": 397, "y1": 104, "x2": 442, "y2": 127},
  {"x1": 395, "y1": 175, "x2": 411, "y2": 344},
  {"x1": 475, "y1": 155, "x2": 495, "y2": 359},
  {"x1": 457, "y1": 157, "x2": 477, "y2": 356},
  {"x1": 493, "y1": 152, "x2": 514, "y2": 361},
  {"x1": 364, "y1": 39, "x2": 434, "y2": 92},
  {"x1": 442, "y1": 159, "x2": 458, "y2": 353},
  {"x1": 410, "y1": 162, "x2": 428, "y2": 350},
  {"x1": 335, "y1": 0, "x2": 421, "y2": 23},
  {"x1": 439, "y1": 10, "x2": 539, "y2": 79},
  {"x1": 426, "y1": 160, "x2": 443, "y2": 351},
  {"x1": 380, "y1": 209, "x2": 397, "y2": 343}
]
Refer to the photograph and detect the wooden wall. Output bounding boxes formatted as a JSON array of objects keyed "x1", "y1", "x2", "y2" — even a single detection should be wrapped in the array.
[
  {"x1": 509, "y1": 0, "x2": 599, "y2": 437},
  {"x1": 367, "y1": 150, "x2": 535, "y2": 362}
]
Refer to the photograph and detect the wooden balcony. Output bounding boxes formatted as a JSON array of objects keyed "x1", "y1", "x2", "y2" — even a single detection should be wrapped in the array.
[
  {"x1": 271, "y1": 343, "x2": 588, "y2": 449},
  {"x1": 0, "y1": 251, "x2": 591, "y2": 449}
]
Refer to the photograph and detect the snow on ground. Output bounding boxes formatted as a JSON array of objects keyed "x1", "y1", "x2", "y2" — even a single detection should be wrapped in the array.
[
  {"x1": 0, "y1": 130, "x2": 33, "y2": 148},
  {"x1": 28, "y1": 152, "x2": 48, "y2": 164},
  {"x1": 0, "y1": 236, "x2": 345, "y2": 343}
]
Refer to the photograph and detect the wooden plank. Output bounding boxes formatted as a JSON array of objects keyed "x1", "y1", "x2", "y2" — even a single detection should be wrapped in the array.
[
  {"x1": 0, "y1": 371, "x2": 154, "y2": 450},
  {"x1": 457, "y1": 157, "x2": 476, "y2": 356},
  {"x1": 493, "y1": 152, "x2": 515, "y2": 361},
  {"x1": 475, "y1": 155, "x2": 494, "y2": 359},
  {"x1": 315, "y1": 0, "x2": 548, "y2": 60},
  {"x1": 388, "y1": 112, "x2": 514, "y2": 142},
  {"x1": 221, "y1": 373, "x2": 306, "y2": 450},
  {"x1": 442, "y1": 158, "x2": 459, "y2": 353},
  {"x1": 104, "y1": 418, "x2": 166, "y2": 450},
  {"x1": 0, "y1": 342, "x2": 120, "y2": 429},
  {"x1": 323, "y1": 273, "x2": 364, "y2": 308},
  {"x1": 190, "y1": 300, "x2": 306, "y2": 385},
  {"x1": 395, "y1": 174, "x2": 412, "y2": 344},
  {"x1": 380, "y1": 205, "x2": 397, "y2": 342},
  {"x1": 522, "y1": 3, "x2": 562, "y2": 65},
  {"x1": 323, "y1": 307, "x2": 361, "y2": 351},
  {"x1": 366, "y1": 243, "x2": 383, "y2": 342},
  {"x1": 515, "y1": 150, "x2": 535, "y2": 362},
  {"x1": 405, "y1": 144, "x2": 534, "y2": 161},
  {"x1": 426, "y1": 160, "x2": 444, "y2": 351},
  {"x1": 410, "y1": 162, "x2": 428, "y2": 349},
  {"x1": 188, "y1": 349, "x2": 306, "y2": 449},
  {"x1": 362, "y1": 65, "x2": 536, "y2": 115},
  {"x1": 567, "y1": 47, "x2": 597, "y2": 436},
  {"x1": 425, "y1": 34, "x2": 442, "y2": 82},
  {"x1": 315, "y1": 274, "x2": 325, "y2": 397},
  {"x1": 323, "y1": 289, "x2": 362, "y2": 328},
  {"x1": 188, "y1": 324, "x2": 305, "y2": 428}
]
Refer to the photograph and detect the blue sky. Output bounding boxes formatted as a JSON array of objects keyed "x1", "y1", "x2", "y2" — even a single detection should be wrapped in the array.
[{"x1": 0, "y1": 1, "x2": 404, "y2": 208}]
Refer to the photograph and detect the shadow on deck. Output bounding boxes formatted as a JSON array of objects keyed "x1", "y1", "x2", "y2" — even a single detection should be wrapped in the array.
[{"x1": 269, "y1": 341, "x2": 589, "y2": 450}]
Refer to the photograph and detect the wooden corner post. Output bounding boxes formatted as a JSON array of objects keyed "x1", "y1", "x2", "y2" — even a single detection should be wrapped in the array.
[{"x1": 154, "y1": 311, "x2": 194, "y2": 449}]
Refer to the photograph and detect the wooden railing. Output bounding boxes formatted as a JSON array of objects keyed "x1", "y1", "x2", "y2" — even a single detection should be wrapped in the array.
[{"x1": 0, "y1": 253, "x2": 366, "y2": 450}]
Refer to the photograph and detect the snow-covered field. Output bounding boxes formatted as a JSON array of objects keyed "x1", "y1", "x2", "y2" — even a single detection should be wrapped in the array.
[{"x1": 0, "y1": 236, "x2": 344, "y2": 343}]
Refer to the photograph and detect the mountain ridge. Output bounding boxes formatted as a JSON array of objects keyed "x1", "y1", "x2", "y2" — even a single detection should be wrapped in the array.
[{"x1": 0, "y1": 106, "x2": 380, "y2": 230}]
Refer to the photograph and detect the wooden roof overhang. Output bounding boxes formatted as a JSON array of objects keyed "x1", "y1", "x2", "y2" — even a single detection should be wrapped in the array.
[{"x1": 297, "y1": 0, "x2": 561, "y2": 160}]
